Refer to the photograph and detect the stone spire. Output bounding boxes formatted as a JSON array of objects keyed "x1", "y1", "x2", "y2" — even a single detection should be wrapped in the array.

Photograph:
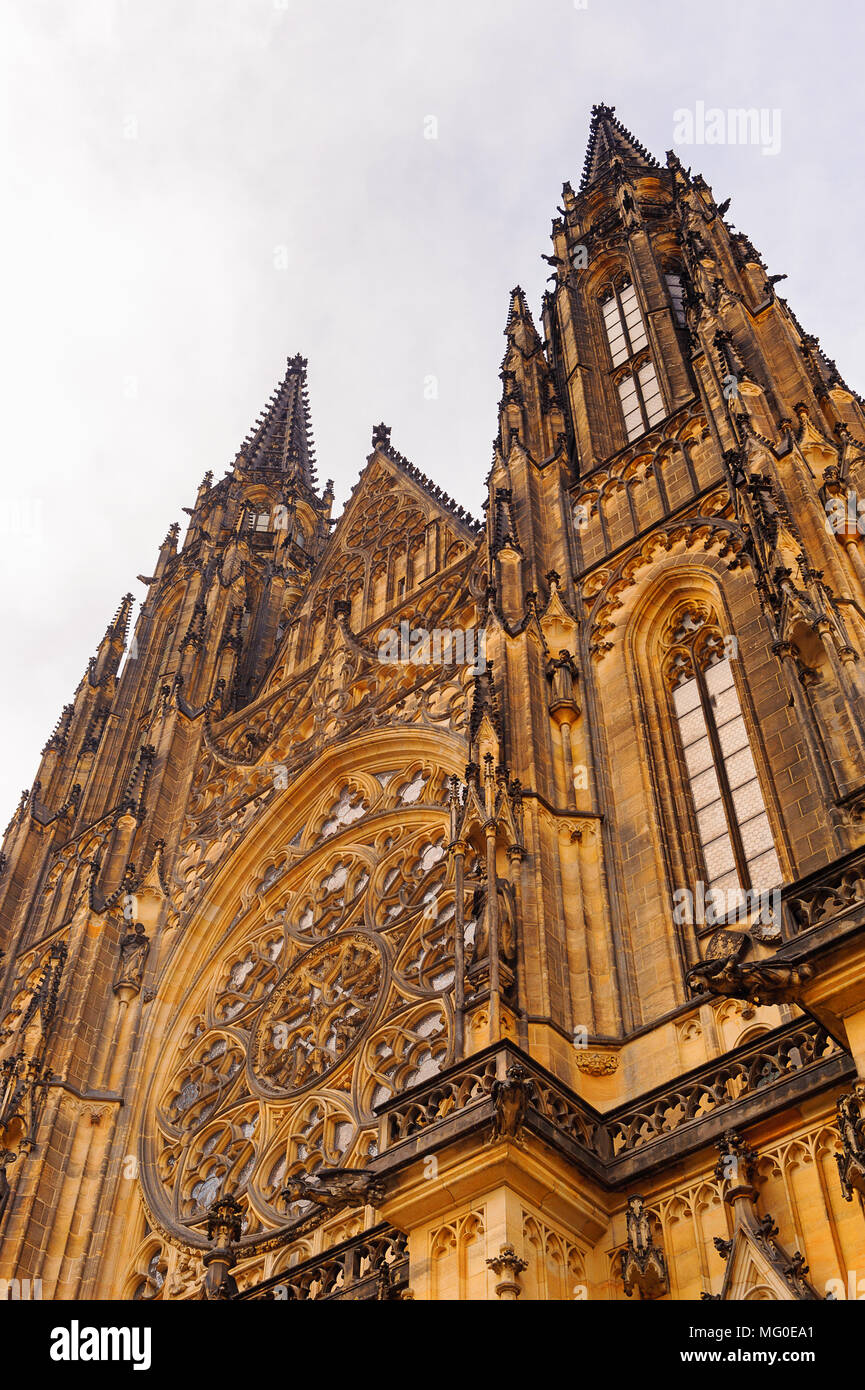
[
  {"x1": 90, "y1": 592, "x2": 135, "y2": 686},
  {"x1": 233, "y1": 353, "x2": 318, "y2": 487},
  {"x1": 579, "y1": 101, "x2": 660, "y2": 191},
  {"x1": 497, "y1": 287, "x2": 565, "y2": 464}
]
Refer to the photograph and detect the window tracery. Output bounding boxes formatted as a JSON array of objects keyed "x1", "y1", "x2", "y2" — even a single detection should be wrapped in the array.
[
  {"x1": 158, "y1": 1033, "x2": 246, "y2": 1136},
  {"x1": 601, "y1": 279, "x2": 648, "y2": 365},
  {"x1": 129, "y1": 1244, "x2": 167, "y2": 1301},
  {"x1": 143, "y1": 770, "x2": 464, "y2": 1255},
  {"x1": 617, "y1": 360, "x2": 665, "y2": 441},
  {"x1": 252, "y1": 934, "x2": 383, "y2": 1095},
  {"x1": 179, "y1": 1106, "x2": 259, "y2": 1221}
]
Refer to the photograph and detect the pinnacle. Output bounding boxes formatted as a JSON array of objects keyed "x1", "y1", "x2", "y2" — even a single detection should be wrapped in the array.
[
  {"x1": 504, "y1": 286, "x2": 538, "y2": 336},
  {"x1": 579, "y1": 102, "x2": 660, "y2": 192},
  {"x1": 106, "y1": 593, "x2": 135, "y2": 643},
  {"x1": 504, "y1": 286, "x2": 541, "y2": 339},
  {"x1": 501, "y1": 286, "x2": 543, "y2": 369}
]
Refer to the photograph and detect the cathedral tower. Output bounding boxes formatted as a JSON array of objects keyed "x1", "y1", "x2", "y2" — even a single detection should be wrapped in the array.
[{"x1": 2, "y1": 106, "x2": 864, "y2": 1302}]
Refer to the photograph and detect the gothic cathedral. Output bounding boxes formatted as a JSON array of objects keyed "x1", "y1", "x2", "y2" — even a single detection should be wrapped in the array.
[{"x1": 2, "y1": 105, "x2": 865, "y2": 1303}]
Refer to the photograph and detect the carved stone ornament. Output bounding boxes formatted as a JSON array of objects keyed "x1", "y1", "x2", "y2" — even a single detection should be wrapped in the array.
[
  {"x1": 201, "y1": 1194, "x2": 243, "y2": 1300},
  {"x1": 574, "y1": 1050, "x2": 619, "y2": 1076},
  {"x1": 704, "y1": 928, "x2": 748, "y2": 963},
  {"x1": 490, "y1": 1063, "x2": 533, "y2": 1141},
  {"x1": 281, "y1": 1167, "x2": 385, "y2": 1215},
  {"x1": 687, "y1": 951, "x2": 815, "y2": 1007},
  {"x1": 835, "y1": 1081, "x2": 865, "y2": 1202},
  {"x1": 620, "y1": 1195, "x2": 669, "y2": 1299},
  {"x1": 486, "y1": 1242, "x2": 528, "y2": 1299}
]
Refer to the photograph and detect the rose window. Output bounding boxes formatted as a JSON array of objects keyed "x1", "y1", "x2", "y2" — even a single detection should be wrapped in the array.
[{"x1": 251, "y1": 933, "x2": 383, "y2": 1095}]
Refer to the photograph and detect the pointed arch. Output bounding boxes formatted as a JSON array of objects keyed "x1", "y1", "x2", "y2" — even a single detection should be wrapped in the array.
[{"x1": 628, "y1": 570, "x2": 788, "y2": 961}]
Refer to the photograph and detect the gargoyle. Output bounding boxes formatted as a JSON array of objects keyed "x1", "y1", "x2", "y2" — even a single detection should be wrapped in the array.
[
  {"x1": 687, "y1": 955, "x2": 814, "y2": 1007},
  {"x1": 281, "y1": 1167, "x2": 385, "y2": 1214}
]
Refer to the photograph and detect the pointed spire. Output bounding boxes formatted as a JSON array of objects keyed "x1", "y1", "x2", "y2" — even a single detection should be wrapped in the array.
[
  {"x1": 503, "y1": 287, "x2": 543, "y2": 358},
  {"x1": 233, "y1": 354, "x2": 318, "y2": 486},
  {"x1": 497, "y1": 286, "x2": 565, "y2": 463},
  {"x1": 579, "y1": 103, "x2": 659, "y2": 192},
  {"x1": 505, "y1": 286, "x2": 534, "y2": 331},
  {"x1": 105, "y1": 593, "x2": 135, "y2": 646},
  {"x1": 91, "y1": 593, "x2": 135, "y2": 686}
]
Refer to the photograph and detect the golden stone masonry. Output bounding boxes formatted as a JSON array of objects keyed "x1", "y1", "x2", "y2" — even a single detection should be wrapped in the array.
[{"x1": 2, "y1": 105, "x2": 865, "y2": 1301}]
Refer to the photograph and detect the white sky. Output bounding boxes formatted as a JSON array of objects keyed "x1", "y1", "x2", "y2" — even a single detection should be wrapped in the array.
[{"x1": 1, "y1": 0, "x2": 863, "y2": 827}]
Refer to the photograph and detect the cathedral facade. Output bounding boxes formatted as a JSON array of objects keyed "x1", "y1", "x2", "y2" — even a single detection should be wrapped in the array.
[{"x1": 2, "y1": 105, "x2": 865, "y2": 1302}]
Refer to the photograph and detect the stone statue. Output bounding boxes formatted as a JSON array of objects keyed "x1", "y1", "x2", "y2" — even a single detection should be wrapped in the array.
[
  {"x1": 546, "y1": 650, "x2": 580, "y2": 713},
  {"x1": 114, "y1": 922, "x2": 150, "y2": 996},
  {"x1": 470, "y1": 875, "x2": 517, "y2": 966}
]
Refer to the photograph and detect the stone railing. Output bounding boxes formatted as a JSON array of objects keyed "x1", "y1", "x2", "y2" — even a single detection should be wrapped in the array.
[
  {"x1": 379, "y1": 1053, "x2": 499, "y2": 1148},
  {"x1": 781, "y1": 845, "x2": 865, "y2": 941},
  {"x1": 236, "y1": 1020, "x2": 851, "y2": 1299},
  {"x1": 374, "y1": 1021, "x2": 851, "y2": 1184},
  {"x1": 236, "y1": 1224, "x2": 408, "y2": 1301},
  {"x1": 606, "y1": 1019, "x2": 842, "y2": 1163}
]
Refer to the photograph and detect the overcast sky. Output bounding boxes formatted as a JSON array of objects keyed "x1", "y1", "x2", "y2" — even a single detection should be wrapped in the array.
[{"x1": 1, "y1": 0, "x2": 863, "y2": 827}]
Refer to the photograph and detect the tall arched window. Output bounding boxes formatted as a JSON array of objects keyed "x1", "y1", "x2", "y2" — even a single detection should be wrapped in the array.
[
  {"x1": 663, "y1": 603, "x2": 782, "y2": 919},
  {"x1": 601, "y1": 280, "x2": 647, "y2": 365},
  {"x1": 617, "y1": 363, "x2": 665, "y2": 441},
  {"x1": 600, "y1": 277, "x2": 666, "y2": 442}
]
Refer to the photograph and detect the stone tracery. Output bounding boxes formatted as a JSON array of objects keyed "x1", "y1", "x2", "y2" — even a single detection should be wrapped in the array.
[{"x1": 144, "y1": 762, "x2": 462, "y2": 1246}]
